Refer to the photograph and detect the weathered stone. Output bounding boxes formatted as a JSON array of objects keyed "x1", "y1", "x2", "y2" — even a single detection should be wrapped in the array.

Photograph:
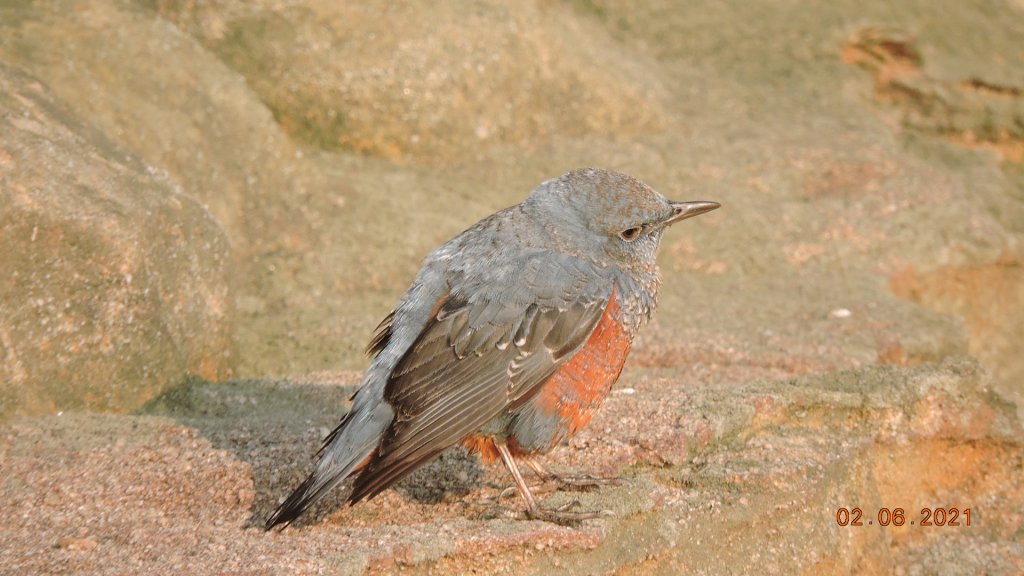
[
  {"x1": 0, "y1": 361, "x2": 1018, "y2": 574},
  {"x1": 0, "y1": 1, "x2": 329, "y2": 377},
  {"x1": 0, "y1": 0, "x2": 1021, "y2": 572},
  {"x1": 0, "y1": 0, "x2": 316, "y2": 254},
  {"x1": 0, "y1": 64, "x2": 233, "y2": 418},
  {"x1": 146, "y1": 0, "x2": 670, "y2": 163}
]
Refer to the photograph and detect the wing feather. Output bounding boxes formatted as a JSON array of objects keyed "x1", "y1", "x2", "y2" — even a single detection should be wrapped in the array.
[
  {"x1": 365, "y1": 310, "x2": 395, "y2": 357},
  {"x1": 348, "y1": 269, "x2": 610, "y2": 503}
]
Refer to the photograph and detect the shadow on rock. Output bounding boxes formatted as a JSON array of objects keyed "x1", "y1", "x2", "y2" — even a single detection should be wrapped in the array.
[{"x1": 139, "y1": 375, "x2": 484, "y2": 529}]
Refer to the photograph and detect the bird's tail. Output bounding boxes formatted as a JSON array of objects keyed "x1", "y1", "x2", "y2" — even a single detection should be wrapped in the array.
[{"x1": 264, "y1": 400, "x2": 390, "y2": 529}]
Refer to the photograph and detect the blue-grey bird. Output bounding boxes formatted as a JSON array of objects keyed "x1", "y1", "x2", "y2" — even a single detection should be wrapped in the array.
[{"x1": 266, "y1": 168, "x2": 719, "y2": 527}]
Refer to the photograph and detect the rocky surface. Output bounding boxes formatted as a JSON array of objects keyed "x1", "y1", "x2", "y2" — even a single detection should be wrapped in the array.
[
  {"x1": 145, "y1": 0, "x2": 670, "y2": 162},
  {"x1": 1, "y1": 360, "x2": 1019, "y2": 574},
  {"x1": 0, "y1": 0, "x2": 1022, "y2": 573},
  {"x1": 0, "y1": 63, "x2": 233, "y2": 418}
]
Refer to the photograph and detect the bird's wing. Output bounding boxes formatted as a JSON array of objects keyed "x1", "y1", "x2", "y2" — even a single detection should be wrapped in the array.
[{"x1": 348, "y1": 255, "x2": 613, "y2": 502}]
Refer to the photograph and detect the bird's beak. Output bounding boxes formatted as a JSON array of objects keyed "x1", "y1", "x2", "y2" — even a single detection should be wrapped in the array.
[{"x1": 665, "y1": 200, "x2": 721, "y2": 225}]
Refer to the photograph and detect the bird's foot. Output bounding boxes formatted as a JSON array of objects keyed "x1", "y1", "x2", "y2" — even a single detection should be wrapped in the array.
[
  {"x1": 551, "y1": 473, "x2": 621, "y2": 492},
  {"x1": 520, "y1": 458, "x2": 621, "y2": 492},
  {"x1": 497, "y1": 475, "x2": 617, "y2": 502},
  {"x1": 525, "y1": 500, "x2": 614, "y2": 526}
]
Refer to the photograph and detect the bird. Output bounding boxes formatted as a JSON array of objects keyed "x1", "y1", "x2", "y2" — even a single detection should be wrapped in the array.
[{"x1": 265, "y1": 168, "x2": 719, "y2": 528}]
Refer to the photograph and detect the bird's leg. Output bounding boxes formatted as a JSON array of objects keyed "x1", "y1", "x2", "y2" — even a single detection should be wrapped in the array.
[
  {"x1": 494, "y1": 441, "x2": 611, "y2": 526},
  {"x1": 494, "y1": 440, "x2": 538, "y2": 510},
  {"x1": 494, "y1": 457, "x2": 554, "y2": 501},
  {"x1": 521, "y1": 456, "x2": 557, "y2": 481},
  {"x1": 520, "y1": 456, "x2": 621, "y2": 492}
]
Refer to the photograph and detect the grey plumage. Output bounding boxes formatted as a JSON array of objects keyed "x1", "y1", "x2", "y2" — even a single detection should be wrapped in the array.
[{"x1": 265, "y1": 168, "x2": 719, "y2": 528}]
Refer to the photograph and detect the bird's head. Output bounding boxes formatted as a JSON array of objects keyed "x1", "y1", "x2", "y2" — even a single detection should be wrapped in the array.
[{"x1": 527, "y1": 168, "x2": 719, "y2": 271}]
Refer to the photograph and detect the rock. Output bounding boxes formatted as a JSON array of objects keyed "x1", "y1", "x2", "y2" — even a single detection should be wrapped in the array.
[
  {"x1": 0, "y1": 1, "x2": 1021, "y2": 572},
  {"x1": 0, "y1": 63, "x2": 233, "y2": 418},
  {"x1": 0, "y1": 362, "x2": 1018, "y2": 574},
  {"x1": 0, "y1": 1, "x2": 316, "y2": 255},
  {"x1": 0, "y1": 1, "x2": 329, "y2": 376},
  {"x1": 0, "y1": 413, "x2": 257, "y2": 574},
  {"x1": 148, "y1": 0, "x2": 670, "y2": 162},
  {"x1": 4, "y1": 1, "x2": 1018, "y2": 397}
]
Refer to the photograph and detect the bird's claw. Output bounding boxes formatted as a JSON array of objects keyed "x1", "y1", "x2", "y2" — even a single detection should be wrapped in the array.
[
  {"x1": 556, "y1": 498, "x2": 581, "y2": 512},
  {"x1": 525, "y1": 500, "x2": 614, "y2": 526},
  {"x1": 548, "y1": 474, "x2": 622, "y2": 492}
]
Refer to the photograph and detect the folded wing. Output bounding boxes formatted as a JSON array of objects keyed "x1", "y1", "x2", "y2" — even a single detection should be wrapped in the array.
[{"x1": 349, "y1": 257, "x2": 612, "y2": 503}]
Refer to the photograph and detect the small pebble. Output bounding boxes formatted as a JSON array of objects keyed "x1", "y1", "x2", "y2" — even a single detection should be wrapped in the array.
[
  {"x1": 56, "y1": 537, "x2": 97, "y2": 552},
  {"x1": 829, "y1": 308, "x2": 852, "y2": 318}
]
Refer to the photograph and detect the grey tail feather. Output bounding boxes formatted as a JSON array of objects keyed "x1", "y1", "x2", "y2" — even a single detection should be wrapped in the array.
[
  {"x1": 265, "y1": 407, "x2": 386, "y2": 530},
  {"x1": 264, "y1": 471, "x2": 324, "y2": 530},
  {"x1": 264, "y1": 448, "x2": 369, "y2": 530}
]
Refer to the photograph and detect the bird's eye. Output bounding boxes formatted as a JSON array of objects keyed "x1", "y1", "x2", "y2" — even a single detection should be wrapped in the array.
[{"x1": 619, "y1": 227, "x2": 642, "y2": 242}]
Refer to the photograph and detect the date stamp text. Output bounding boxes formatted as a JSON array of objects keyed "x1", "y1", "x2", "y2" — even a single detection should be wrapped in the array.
[{"x1": 836, "y1": 507, "x2": 971, "y2": 527}]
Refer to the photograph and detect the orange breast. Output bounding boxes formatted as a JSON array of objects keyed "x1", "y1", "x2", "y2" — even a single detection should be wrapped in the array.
[
  {"x1": 531, "y1": 291, "x2": 632, "y2": 446},
  {"x1": 461, "y1": 292, "x2": 632, "y2": 462}
]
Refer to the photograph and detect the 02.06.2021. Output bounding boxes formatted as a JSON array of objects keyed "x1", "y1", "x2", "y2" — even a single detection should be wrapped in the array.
[{"x1": 836, "y1": 507, "x2": 971, "y2": 527}]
